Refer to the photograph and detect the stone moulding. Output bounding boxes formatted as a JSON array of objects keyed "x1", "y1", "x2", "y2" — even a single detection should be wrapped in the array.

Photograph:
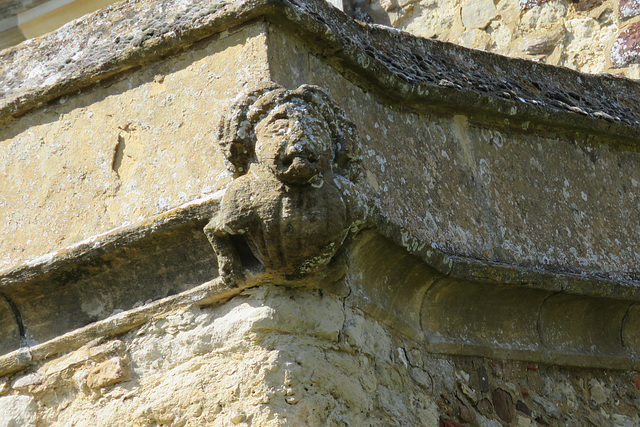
[
  {"x1": 348, "y1": 232, "x2": 640, "y2": 371},
  {"x1": 3, "y1": 0, "x2": 640, "y2": 141},
  {"x1": 1, "y1": 198, "x2": 640, "y2": 374},
  {"x1": 3, "y1": 0, "x2": 640, "y2": 375},
  {"x1": 0, "y1": 275, "x2": 250, "y2": 378},
  {"x1": 0, "y1": 193, "x2": 221, "y2": 357}
]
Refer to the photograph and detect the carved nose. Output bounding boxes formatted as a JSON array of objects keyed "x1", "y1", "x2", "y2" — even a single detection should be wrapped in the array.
[
  {"x1": 286, "y1": 143, "x2": 304, "y2": 156},
  {"x1": 285, "y1": 140, "x2": 315, "y2": 162}
]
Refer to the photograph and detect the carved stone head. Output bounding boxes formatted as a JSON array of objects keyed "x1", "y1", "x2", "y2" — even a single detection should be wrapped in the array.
[{"x1": 217, "y1": 83, "x2": 360, "y2": 185}]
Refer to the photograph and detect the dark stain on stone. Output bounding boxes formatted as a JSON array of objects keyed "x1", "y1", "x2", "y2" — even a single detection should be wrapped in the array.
[
  {"x1": 437, "y1": 395, "x2": 455, "y2": 418},
  {"x1": 0, "y1": 291, "x2": 25, "y2": 341},
  {"x1": 456, "y1": 398, "x2": 473, "y2": 423},
  {"x1": 571, "y1": 0, "x2": 604, "y2": 12},
  {"x1": 519, "y1": 0, "x2": 550, "y2": 10},
  {"x1": 516, "y1": 400, "x2": 532, "y2": 416},
  {"x1": 477, "y1": 397, "x2": 494, "y2": 415},
  {"x1": 477, "y1": 366, "x2": 490, "y2": 393},
  {"x1": 492, "y1": 388, "x2": 515, "y2": 422}
]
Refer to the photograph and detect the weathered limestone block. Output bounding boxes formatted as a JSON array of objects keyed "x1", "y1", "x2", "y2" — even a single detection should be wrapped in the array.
[
  {"x1": 520, "y1": 33, "x2": 557, "y2": 55},
  {"x1": 519, "y1": 0, "x2": 568, "y2": 32},
  {"x1": 459, "y1": 28, "x2": 492, "y2": 50},
  {"x1": 85, "y1": 356, "x2": 131, "y2": 390},
  {"x1": 461, "y1": 0, "x2": 497, "y2": 29},
  {"x1": 0, "y1": 394, "x2": 37, "y2": 426}
]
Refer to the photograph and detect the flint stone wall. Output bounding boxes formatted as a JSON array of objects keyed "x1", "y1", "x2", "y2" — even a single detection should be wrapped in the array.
[
  {"x1": 1, "y1": 0, "x2": 640, "y2": 425},
  {"x1": 1, "y1": 285, "x2": 639, "y2": 426},
  {"x1": 353, "y1": 0, "x2": 640, "y2": 78}
]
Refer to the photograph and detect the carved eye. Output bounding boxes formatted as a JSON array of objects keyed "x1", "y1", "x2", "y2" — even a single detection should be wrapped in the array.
[{"x1": 268, "y1": 119, "x2": 290, "y2": 134}]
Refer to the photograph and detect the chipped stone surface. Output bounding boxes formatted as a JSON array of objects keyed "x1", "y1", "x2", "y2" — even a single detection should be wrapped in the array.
[
  {"x1": 0, "y1": 395, "x2": 37, "y2": 426},
  {"x1": 459, "y1": 28, "x2": 492, "y2": 49},
  {"x1": 86, "y1": 357, "x2": 131, "y2": 390},
  {"x1": 11, "y1": 373, "x2": 43, "y2": 391},
  {"x1": 564, "y1": 17, "x2": 615, "y2": 74},
  {"x1": 461, "y1": 0, "x2": 497, "y2": 29},
  {"x1": 520, "y1": 34, "x2": 555, "y2": 54},
  {"x1": 519, "y1": 0, "x2": 568, "y2": 32}
]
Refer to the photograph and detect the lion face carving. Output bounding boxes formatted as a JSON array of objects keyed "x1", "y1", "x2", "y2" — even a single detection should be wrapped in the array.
[
  {"x1": 254, "y1": 101, "x2": 334, "y2": 186},
  {"x1": 205, "y1": 83, "x2": 361, "y2": 285}
]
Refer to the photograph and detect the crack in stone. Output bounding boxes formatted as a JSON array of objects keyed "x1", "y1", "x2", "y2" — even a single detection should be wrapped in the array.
[
  {"x1": 619, "y1": 301, "x2": 636, "y2": 349},
  {"x1": 0, "y1": 291, "x2": 25, "y2": 343},
  {"x1": 536, "y1": 290, "x2": 561, "y2": 349}
]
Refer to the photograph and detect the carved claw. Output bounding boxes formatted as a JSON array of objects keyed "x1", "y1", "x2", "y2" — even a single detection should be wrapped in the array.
[
  {"x1": 204, "y1": 222, "x2": 245, "y2": 287},
  {"x1": 219, "y1": 270, "x2": 245, "y2": 287}
]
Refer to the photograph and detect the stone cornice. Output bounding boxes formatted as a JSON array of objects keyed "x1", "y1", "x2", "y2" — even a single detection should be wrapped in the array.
[
  {"x1": 2, "y1": 0, "x2": 640, "y2": 143},
  {"x1": 2, "y1": 200, "x2": 640, "y2": 375}
]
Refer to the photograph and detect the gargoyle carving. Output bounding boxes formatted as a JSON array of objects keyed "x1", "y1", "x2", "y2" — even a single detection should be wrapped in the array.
[{"x1": 205, "y1": 83, "x2": 362, "y2": 285}]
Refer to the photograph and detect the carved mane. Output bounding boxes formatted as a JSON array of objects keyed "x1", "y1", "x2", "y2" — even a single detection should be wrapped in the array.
[{"x1": 217, "y1": 82, "x2": 361, "y2": 181}]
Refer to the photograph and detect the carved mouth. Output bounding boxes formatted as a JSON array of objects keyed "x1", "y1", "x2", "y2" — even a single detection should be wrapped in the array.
[
  {"x1": 282, "y1": 155, "x2": 316, "y2": 170},
  {"x1": 282, "y1": 154, "x2": 316, "y2": 168}
]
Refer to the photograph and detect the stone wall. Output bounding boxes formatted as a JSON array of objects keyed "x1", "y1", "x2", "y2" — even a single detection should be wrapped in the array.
[
  {"x1": 354, "y1": 0, "x2": 640, "y2": 78},
  {"x1": 2, "y1": 283, "x2": 640, "y2": 426}
]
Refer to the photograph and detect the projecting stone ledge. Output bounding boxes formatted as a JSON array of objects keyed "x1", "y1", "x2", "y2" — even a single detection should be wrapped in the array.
[
  {"x1": 1, "y1": 0, "x2": 640, "y2": 419},
  {"x1": 5, "y1": 0, "x2": 640, "y2": 138}
]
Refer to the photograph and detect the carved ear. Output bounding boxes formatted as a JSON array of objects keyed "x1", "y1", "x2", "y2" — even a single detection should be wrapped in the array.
[{"x1": 217, "y1": 82, "x2": 283, "y2": 177}]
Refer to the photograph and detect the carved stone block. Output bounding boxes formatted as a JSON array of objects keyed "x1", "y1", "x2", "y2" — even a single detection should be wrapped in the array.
[{"x1": 205, "y1": 83, "x2": 361, "y2": 284}]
